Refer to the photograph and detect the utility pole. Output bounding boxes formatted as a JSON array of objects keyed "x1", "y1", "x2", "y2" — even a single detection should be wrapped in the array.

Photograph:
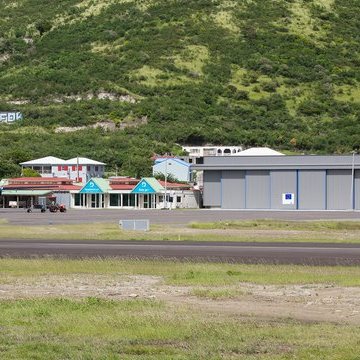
[
  {"x1": 77, "y1": 155, "x2": 80, "y2": 182},
  {"x1": 164, "y1": 158, "x2": 168, "y2": 209}
]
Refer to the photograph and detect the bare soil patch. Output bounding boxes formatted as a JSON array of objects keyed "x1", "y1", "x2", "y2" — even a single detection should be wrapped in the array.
[{"x1": 0, "y1": 274, "x2": 359, "y2": 324}]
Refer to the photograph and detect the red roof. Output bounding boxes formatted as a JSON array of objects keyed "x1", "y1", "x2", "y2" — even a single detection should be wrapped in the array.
[
  {"x1": 56, "y1": 185, "x2": 82, "y2": 191},
  {"x1": 109, "y1": 177, "x2": 139, "y2": 185},
  {"x1": 4, "y1": 176, "x2": 81, "y2": 191},
  {"x1": 4, "y1": 184, "x2": 81, "y2": 191},
  {"x1": 10, "y1": 177, "x2": 71, "y2": 182},
  {"x1": 157, "y1": 180, "x2": 191, "y2": 189}
]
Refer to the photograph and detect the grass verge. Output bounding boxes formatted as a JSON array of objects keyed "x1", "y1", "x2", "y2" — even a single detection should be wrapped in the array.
[
  {"x1": 191, "y1": 287, "x2": 245, "y2": 299},
  {"x1": 1, "y1": 258, "x2": 360, "y2": 287},
  {"x1": 190, "y1": 219, "x2": 360, "y2": 231},
  {"x1": 1, "y1": 220, "x2": 360, "y2": 243}
]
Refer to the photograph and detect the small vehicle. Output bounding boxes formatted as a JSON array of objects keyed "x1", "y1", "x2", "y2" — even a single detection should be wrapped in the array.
[
  {"x1": 27, "y1": 204, "x2": 46, "y2": 213},
  {"x1": 48, "y1": 204, "x2": 67, "y2": 213}
]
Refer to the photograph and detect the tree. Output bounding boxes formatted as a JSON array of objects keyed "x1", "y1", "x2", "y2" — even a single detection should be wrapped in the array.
[
  {"x1": 22, "y1": 168, "x2": 41, "y2": 177},
  {"x1": 0, "y1": 161, "x2": 21, "y2": 179},
  {"x1": 154, "y1": 172, "x2": 180, "y2": 183},
  {"x1": 35, "y1": 20, "x2": 52, "y2": 36}
]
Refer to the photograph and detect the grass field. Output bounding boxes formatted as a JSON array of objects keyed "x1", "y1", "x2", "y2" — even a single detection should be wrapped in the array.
[
  {"x1": 0, "y1": 297, "x2": 359, "y2": 359},
  {"x1": 1, "y1": 220, "x2": 360, "y2": 243},
  {"x1": 0, "y1": 258, "x2": 359, "y2": 359}
]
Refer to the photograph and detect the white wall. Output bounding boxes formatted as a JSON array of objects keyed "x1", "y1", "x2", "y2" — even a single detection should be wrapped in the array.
[
  {"x1": 47, "y1": 165, "x2": 104, "y2": 182},
  {"x1": 157, "y1": 190, "x2": 200, "y2": 209}
]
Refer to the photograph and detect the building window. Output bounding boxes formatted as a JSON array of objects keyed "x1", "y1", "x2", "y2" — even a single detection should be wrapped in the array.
[
  {"x1": 74, "y1": 194, "x2": 81, "y2": 206},
  {"x1": 43, "y1": 166, "x2": 51, "y2": 174},
  {"x1": 58, "y1": 165, "x2": 62, "y2": 171},
  {"x1": 177, "y1": 196, "x2": 181, "y2": 203},
  {"x1": 95, "y1": 166, "x2": 99, "y2": 172},
  {"x1": 110, "y1": 194, "x2": 120, "y2": 207},
  {"x1": 72, "y1": 166, "x2": 76, "y2": 171},
  {"x1": 62, "y1": 165, "x2": 68, "y2": 171},
  {"x1": 158, "y1": 195, "x2": 164, "y2": 202},
  {"x1": 130, "y1": 194, "x2": 136, "y2": 207},
  {"x1": 87, "y1": 166, "x2": 91, "y2": 171}
]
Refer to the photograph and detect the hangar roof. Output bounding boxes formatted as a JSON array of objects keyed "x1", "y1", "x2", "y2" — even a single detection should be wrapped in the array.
[{"x1": 192, "y1": 155, "x2": 360, "y2": 171}]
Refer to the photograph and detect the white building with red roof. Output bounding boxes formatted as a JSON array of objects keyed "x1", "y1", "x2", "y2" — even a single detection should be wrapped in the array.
[
  {"x1": 20, "y1": 156, "x2": 105, "y2": 182},
  {"x1": 1, "y1": 177, "x2": 81, "y2": 209},
  {"x1": 74, "y1": 177, "x2": 200, "y2": 209},
  {"x1": 1, "y1": 176, "x2": 200, "y2": 210}
]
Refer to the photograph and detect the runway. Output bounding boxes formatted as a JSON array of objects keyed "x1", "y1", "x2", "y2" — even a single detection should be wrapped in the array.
[{"x1": 0, "y1": 240, "x2": 359, "y2": 265}]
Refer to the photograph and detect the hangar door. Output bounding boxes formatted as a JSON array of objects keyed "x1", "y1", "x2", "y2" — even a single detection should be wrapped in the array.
[
  {"x1": 270, "y1": 170, "x2": 297, "y2": 210},
  {"x1": 354, "y1": 170, "x2": 360, "y2": 210},
  {"x1": 327, "y1": 170, "x2": 352, "y2": 210},
  {"x1": 246, "y1": 171, "x2": 270, "y2": 209},
  {"x1": 221, "y1": 171, "x2": 245, "y2": 209},
  {"x1": 203, "y1": 171, "x2": 221, "y2": 207},
  {"x1": 298, "y1": 170, "x2": 326, "y2": 210}
]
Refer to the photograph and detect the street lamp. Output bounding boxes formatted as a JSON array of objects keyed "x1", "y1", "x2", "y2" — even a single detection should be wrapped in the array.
[{"x1": 164, "y1": 159, "x2": 172, "y2": 209}]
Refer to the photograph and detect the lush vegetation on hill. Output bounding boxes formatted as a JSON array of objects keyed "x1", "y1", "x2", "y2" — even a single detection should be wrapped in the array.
[{"x1": 0, "y1": 0, "x2": 359, "y2": 177}]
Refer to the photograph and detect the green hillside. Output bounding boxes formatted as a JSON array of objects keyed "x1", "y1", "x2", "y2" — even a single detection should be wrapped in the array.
[{"x1": 0, "y1": 0, "x2": 359, "y2": 177}]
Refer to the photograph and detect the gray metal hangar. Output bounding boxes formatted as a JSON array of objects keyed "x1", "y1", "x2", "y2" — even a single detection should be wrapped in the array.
[{"x1": 192, "y1": 155, "x2": 360, "y2": 210}]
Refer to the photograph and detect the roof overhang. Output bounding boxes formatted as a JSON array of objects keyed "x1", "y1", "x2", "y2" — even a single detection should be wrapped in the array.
[{"x1": 1, "y1": 190, "x2": 53, "y2": 196}]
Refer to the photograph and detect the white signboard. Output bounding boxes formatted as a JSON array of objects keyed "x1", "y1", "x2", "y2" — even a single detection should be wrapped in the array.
[
  {"x1": 282, "y1": 193, "x2": 295, "y2": 205},
  {"x1": 9, "y1": 201, "x2": 18, "y2": 208},
  {"x1": 0, "y1": 112, "x2": 23, "y2": 123}
]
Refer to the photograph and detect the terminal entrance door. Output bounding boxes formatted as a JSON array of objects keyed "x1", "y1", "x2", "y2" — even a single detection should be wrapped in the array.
[
  {"x1": 143, "y1": 194, "x2": 149, "y2": 209},
  {"x1": 143, "y1": 194, "x2": 155, "y2": 209},
  {"x1": 91, "y1": 194, "x2": 104, "y2": 208}
]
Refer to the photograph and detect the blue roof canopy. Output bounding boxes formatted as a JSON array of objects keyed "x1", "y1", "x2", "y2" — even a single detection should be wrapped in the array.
[
  {"x1": 131, "y1": 178, "x2": 163, "y2": 194},
  {"x1": 80, "y1": 179, "x2": 105, "y2": 194}
]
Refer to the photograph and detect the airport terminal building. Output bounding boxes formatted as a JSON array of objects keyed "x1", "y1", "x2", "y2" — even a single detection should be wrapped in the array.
[{"x1": 193, "y1": 155, "x2": 360, "y2": 210}]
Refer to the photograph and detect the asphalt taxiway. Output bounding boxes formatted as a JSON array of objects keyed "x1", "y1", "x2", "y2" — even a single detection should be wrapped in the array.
[
  {"x1": 1, "y1": 208, "x2": 360, "y2": 226},
  {"x1": 0, "y1": 240, "x2": 359, "y2": 265}
]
